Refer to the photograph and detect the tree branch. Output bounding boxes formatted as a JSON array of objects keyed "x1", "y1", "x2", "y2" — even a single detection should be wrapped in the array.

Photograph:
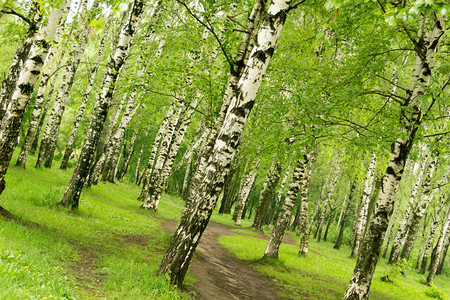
[
  {"x1": 1, "y1": 8, "x2": 34, "y2": 27},
  {"x1": 177, "y1": 0, "x2": 233, "y2": 68}
]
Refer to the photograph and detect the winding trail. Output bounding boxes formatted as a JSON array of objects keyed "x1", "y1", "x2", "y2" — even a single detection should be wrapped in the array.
[{"x1": 163, "y1": 220, "x2": 294, "y2": 300}]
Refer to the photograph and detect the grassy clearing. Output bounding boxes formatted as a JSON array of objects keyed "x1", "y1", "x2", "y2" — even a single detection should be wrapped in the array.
[
  {"x1": 217, "y1": 233, "x2": 450, "y2": 300},
  {"x1": 0, "y1": 152, "x2": 189, "y2": 299},
  {"x1": 2, "y1": 151, "x2": 449, "y2": 299}
]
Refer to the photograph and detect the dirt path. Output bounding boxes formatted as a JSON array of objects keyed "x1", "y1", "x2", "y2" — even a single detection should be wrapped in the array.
[{"x1": 163, "y1": 220, "x2": 292, "y2": 300}]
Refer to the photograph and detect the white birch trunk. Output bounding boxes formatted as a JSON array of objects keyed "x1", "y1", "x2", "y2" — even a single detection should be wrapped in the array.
[
  {"x1": 400, "y1": 153, "x2": 439, "y2": 261},
  {"x1": 0, "y1": 1, "x2": 68, "y2": 192},
  {"x1": 351, "y1": 153, "x2": 377, "y2": 257},
  {"x1": 60, "y1": 16, "x2": 110, "y2": 169},
  {"x1": 234, "y1": 161, "x2": 259, "y2": 226},
  {"x1": 344, "y1": 14, "x2": 445, "y2": 299},
  {"x1": 316, "y1": 164, "x2": 340, "y2": 240},
  {"x1": 60, "y1": 0, "x2": 145, "y2": 208},
  {"x1": 15, "y1": 46, "x2": 57, "y2": 167},
  {"x1": 427, "y1": 204, "x2": 450, "y2": 283},
  {"x1": 388, "y1": 154, "x2": 428, "y2": 264},
  {"x1": 158, "y1": 0, "x2": 293, "y2": 285},
  {"x1": 265, "y1": 157, "x2": 305, "y2": 258}
]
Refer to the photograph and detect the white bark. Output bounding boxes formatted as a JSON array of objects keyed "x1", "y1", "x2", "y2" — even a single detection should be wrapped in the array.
[
  {"x1": 158, "y1": 0, "x2": 293, "y2": 285},
  {"x1": 344, "y1": 14, "x2": 445, "y2": 299},
  {"x1": 351, "y1": 153, "x2": 377, "y2": 257},
  {"x1": 389, "y1": 154, "x2": 428, "y2": 263},
  {"x1": 0, "y1": 1, "x2": 68, "y2": 187}
]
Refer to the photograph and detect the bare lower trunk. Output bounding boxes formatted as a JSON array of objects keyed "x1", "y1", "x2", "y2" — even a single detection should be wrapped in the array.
[
  {"x1": 117, "y1": 127, "x2": 138, "y2": 180},
  {"x1": 351, "y1": 153, "x2": 376, "y2": 258},
  {"x1": 427, "y1": 204, "x2": 450, "y2": 283},
  {"x1": 309, "y1": 163, "x2": 334, "y2": 237},
  {"x1": 252, "y1": 160, "x2": 282, "y2": 232},
  {"x1": 59, "y1": 0, "x2": 144, "y2": 208},
  {"x1": 436, "y1": 232, "x2": 450, "y2": 275},
  {"x1": 297, "y1": 153, "x2": 314, "y2": 255},
  {"x1": 264, "y1": 157, "x2": 305, "y2": 259},
  {"x1": 400, "y1": 153, "x2": 439, "y2": 261},
  {"x1": 334, "y1": 180, "x2": 356, "y2": 250},
  {"x1": 269, "y1": 165, "x2": 291, "y2": 225},
  {"x1": 315, "y1": 164, "x2": 340, "y2": 240},
  {"x1": 389, "y1": 155, "x2": 428, "y2": 264},
  {"x1": 234, "y1": 164, "x2": 258, "y2": 226},
  {"x1": 382, "y1": 210, "x2": 398, "y2": 259},
  {"x1": 420, "y1": 212, "x2": 440, "y2": 274},
  {"x1": 415, "y1": 212, "x2": 428, "y2": 269},
  {"x1": 157, "y1": 0, "x2": 291, "y2": 286}
]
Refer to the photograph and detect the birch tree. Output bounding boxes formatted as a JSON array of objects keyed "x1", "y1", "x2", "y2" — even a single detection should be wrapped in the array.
[
  {"x1": 427, "y1": 203, "x2": 450, "y2": 283},
  {"x1": 388, "y1": 154, "x2": 428, "y2": 264},
  {"x1": 351, "y1": 153, "x2": 376, "y2": 258},
  {"x1": 344, "y1": 11, "x2": 446, "y2": 299},
  {"x1": 0, "y1": 1, "x2": 69, "y2": 198},
  {"x1": 59, "y1": 0, "x2": 145, "y2": 209},
  {"x1": 157, "y1": 0, "x2": 301, "y2": 286},
  {"x1": 60, "y1": 18, "x2": 111, "y2": 170},
  {"x1": 264, "y1": 156, "x2": 306, "y2": 259}
]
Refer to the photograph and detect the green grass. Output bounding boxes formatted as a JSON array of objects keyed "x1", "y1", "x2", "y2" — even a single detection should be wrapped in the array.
[
  {"x1": 0, "y1": 152, "x2": 190, "y2": 299},
  {"x1": 217, "y1": 233, "x2": 450, "y2": 299},
  {"x1": 2, "y1": 150, "x2": 449, "y2": 299}
]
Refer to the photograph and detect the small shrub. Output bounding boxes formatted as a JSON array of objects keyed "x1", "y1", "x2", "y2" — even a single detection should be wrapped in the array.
[
  {"x1": 425, "y1": 284, "x2": 447, "y2": 300},
  {"x1": 381, "y1": 258, "x2": 411, "y2": 283}
]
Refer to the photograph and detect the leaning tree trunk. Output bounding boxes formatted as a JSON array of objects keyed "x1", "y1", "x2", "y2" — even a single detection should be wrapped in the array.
[
  {"x1": 297, "y1": 153, "x2": 314, "y2": 254},
  {"x1": 269, "y1": 165, "x2": 291, "y2": 225},
  {"x1": 344, "y1": 14, "x2": 445, "y2": 300},
  {"x1": 59, "y1": 0, "x2": 144, "y2": 209},
  {"x1": 105, "y1": 97, "x2": 140, "y2": 183},
  {"x1": 389, "y1": 155, "x2": 428, "y2": 264},
  {"x1": 41, "y1": 0, "x2": 98, "y2": 169},
  {"x1": 264, "y1": 157, "x2": 305, "y2": 259},
  {"x1": 400, "y1": 152, "x2": 439, "y2": 261},
  {"x1": 157, "y1": 0, "x2": 293, "y2": 286},
  {"x1": 141, "y1": 27, "x2": 211, "y2": 211},
  {"x1": 88, "y1": 92, "x2": 127, "y2": 186},
  {"x1": 297, "y1": 151, "x2": 316, "y2": 254},
  {"x1": 60, "y1": 16, "x2": 110, "y2": 169},
  {"x1": 234, "y1": 162, "x2": 259, "y2": 226},
  {"x1": 0, "y1": 1, "x2": 68, "y2": 197},
  {"x1": 415, "y1": 211, "x2": 429, "y2": 269},
  {"x1": 138, "y1": 104, "x2": 176, "y2": 198},
  {"x1": 382, "y1": 210, "x2": 398, "y2": 259},
  {"x1": 349, "y1": 197, "x2": 361, "y2": 247},
  {"x1": 420, "y1": 209, "x2": 441, "y2": 274},
  {"x1": 309, "y1": 163, "x2": 334, "y2": 237},
  {"x1": 30, "y1": 53, "x2": 64, "y2": 155},
  {"x1": 334, "y1": 179, "x2": 357, "y2": 250},
  {"x1": 184, "y1": 0, "x2": 265, "y2": 188},
  {"x1": 427, "y1": 204, "x2": 450, "y2": 283},
  {"x1": 436, "y1": 231, "x2": 450, "y2": 275},
  {"x1": 252, "y1": 161, "x2": 282, "y2": 232},
  {"x1": 0, "y1": 3, "x2": 41, "y2": 124},
  {"x1": 15, "y1": 46, "x2": 58, "y2": 167},
  {"x1": 315, "y1": 164, "x2": 340, "y2": 240},
  {"x1": 351, "y1": 153, "x2": 376, "y2": 258},
  {"x1": 117, "y1": 127, "x2": 138, "y2": 180}
]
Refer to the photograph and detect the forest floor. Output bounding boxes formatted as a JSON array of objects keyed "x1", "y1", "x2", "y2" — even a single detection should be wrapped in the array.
[
  {"x1": 1, "y1": 152, "x2": 450, "y2": 299},
  {"x1": 163, "y1": 219, "x2": 292, "y2": 300}
]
